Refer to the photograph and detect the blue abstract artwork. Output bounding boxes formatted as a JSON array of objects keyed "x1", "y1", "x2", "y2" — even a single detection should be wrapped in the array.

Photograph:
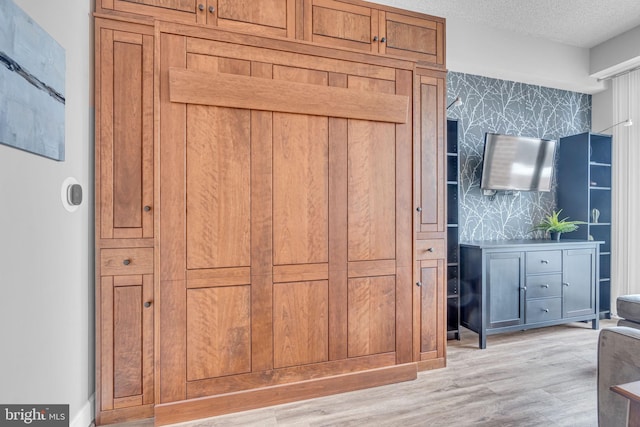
[{"x1": 0, "y1": 0, "x2": 65, "y2": 161}]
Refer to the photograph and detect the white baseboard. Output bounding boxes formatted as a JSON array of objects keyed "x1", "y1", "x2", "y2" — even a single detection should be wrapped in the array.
[{"x1": 71, "y1": 394, "x2": 95, "y2": 427}]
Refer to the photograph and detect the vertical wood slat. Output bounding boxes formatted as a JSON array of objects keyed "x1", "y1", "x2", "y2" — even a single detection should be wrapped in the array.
[
  {"x1": 100, "y1": 28, "x2": 115, "y2": 240},
  {"x1": 101, "y1": 277, "x2": 115, "y2": 411},
  {"x1": 142, "y1": 34, "x2": 154, "y2": 238},
  {"x1": 328, "y1": 72, "x2": 348, "y2": 361},
  {"x1": 250, "y1": 61, "x2": 274, "y2": 372},
  {"x1": 395, "y1": 68, "x2": 414, "y2": 364},
  {"x1": 142, "y1": 274, "x2": 154, "y2": 404},
  {"x1": 159, "y1": 32, "x2": 187, "y2": 403}
]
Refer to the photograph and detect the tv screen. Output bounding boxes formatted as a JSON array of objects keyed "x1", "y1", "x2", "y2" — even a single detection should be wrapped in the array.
[{"x1": 480, "y1": 133, "x2": 557, "y2": 192}]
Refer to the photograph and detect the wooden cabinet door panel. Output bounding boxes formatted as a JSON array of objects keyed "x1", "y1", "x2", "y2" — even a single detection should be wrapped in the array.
[
  {"x1": 212, "y1": 0, "x2": 295, "y2": 38},
  {"x1": 113, "y1": 285, "x2": 143, "y2": 398},
  {"x1": 102, "y1": 0, "x2": 296, "y2": 37},
  {"x1": 273, "y1": 113, "x2": 329, "y2": 266},
  {"x1": 186, "y1": 104, "x2": 251, "y2": 270},
  {"x1": 380, "y1": 12, "x2": 444, "y2": 66},
  {"x1": 116, "y1": 0, "x2": 194, "y2": 12},
  {"x1": 273, "y1": 281, "x2": 329, "y2": 368},
  {"x1": 304, "y1": 0, "x2": 378, "y2": 53},
  {"x1": 417, "y1": 73, "x2": 445, "y2": 233},
  {"x1": 159, "y1": 33, "x2": 414, "y2": 405},
  {"x1": 100, "y1": 274, "x2": 153, "y2": 410},
  {"x1": 99, "y1": 28, "x2": 153, "y2": 240},
  {"x1": 347, "y1": 120, "x2": 396, "y2": 261},
  {"x1": 186, "y1": 287, "x2": 251, "y2": 381},
  {"x1": 418, "y1": 258, "x2": 445, "y2": 359},
  {"x1": 104, "y1": 0, "x2": 198, "y2": 23},
  {"x1": 347, "y1": 276, "x2": 396, "y2": 357}
]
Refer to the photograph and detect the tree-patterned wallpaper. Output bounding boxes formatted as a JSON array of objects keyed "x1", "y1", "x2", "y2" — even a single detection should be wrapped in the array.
[{"x1": 446, "y1": 72, "x2": 591, "y2": 242}]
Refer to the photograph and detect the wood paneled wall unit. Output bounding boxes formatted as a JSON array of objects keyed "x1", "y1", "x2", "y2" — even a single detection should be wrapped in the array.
[{"x1": 94, "y1": 0, "x2": 446, "y2": 424}]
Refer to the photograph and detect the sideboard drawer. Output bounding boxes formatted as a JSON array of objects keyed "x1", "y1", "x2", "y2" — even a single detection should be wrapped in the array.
[
  {"x1": 526, "y1": 274, "x2": 562, "y2": 299},
  {"x1": 101, "y1": 248, "x2": 154, "y2": 276},
  {"x1": 526, "y1": 250, "x2": 562, "y2": 274},
  {"x1": 526, "y1": 297, "x2": 562, "y2": 323},
  {"x1": 416, "y1": 239, "x2": 446, "y2": 260}
]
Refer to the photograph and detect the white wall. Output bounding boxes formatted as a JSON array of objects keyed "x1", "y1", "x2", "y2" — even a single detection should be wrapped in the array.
[
  {"x1": 445, "y1": 17, "x2": 605, "y2": 94},
  {"x1": 591, "y1": 25, "x2": 640, "y2": 78},
  {"x1": 0, "y1": 1, "x2": 93, "y2": 426}
]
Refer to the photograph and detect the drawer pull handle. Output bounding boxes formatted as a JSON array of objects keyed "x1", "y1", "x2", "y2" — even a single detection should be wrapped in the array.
[
  {"x1": 416, "y1": 206, "x2": 422, "y2": 212},
  {"x1": 542, "y1": 308, "x2": 549, "y2": 313},
  {"x1": 144, "y1": 301, "x2": 152, "y2": 308},
  {"x1": 144, "y1": 205, "x2": 151, "y2": 212},
  {"x1": 380, "y1": 37, "x2": 387, "y2": 43},
  {"x1": 209, "y1": 6, "x2": 215, "y2": 13},
  {"x1": 541, "y1": 260, "x2": 549, "y2": 264},
  {"x1": 427, "y1": 247, "x2": 434, "y2": 252},
  {"x1": 520, "y1": 286, "x2": 527, "y2": 291},
  {"x1": 542, "y1": 284, "x2": 549, "y2": 288},
  {"x1": 373, "y1": 36, "x2": 379, "y2": 42},
  {"x1": 563, "y1": 282, "x2": 570, "y2": 287},
  {"x1": 416, "y1": 282, "x2": 422, "y2": 287},
  {"x1": 123, "y1": 259, "x2": 131, "y2": 266},
  {"x1": 198, "y1": 3, "x2": 204, "y2": 11}
]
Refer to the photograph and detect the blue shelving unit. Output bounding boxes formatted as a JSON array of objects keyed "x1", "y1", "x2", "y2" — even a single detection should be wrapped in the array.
[
  {"x1": 447, "y1": 119, "x2": 460, "y2": 339},
  {"x1": 557, "y1": 132, "x2": 612, "y2": 317}
]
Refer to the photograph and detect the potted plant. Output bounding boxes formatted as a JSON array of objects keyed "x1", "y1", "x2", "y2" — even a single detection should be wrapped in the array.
[{"x1": 531, "y1": 209, "x2": 586, "y2": 241}]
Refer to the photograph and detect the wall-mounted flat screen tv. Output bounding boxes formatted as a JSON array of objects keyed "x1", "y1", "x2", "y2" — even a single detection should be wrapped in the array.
[{"x1": 480, "y1": 133, "x2": 557, "y2": 192}]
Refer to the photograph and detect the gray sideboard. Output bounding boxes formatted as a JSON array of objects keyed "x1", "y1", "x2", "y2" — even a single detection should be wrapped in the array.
[{"x1": 459, "y1": 240, "x2": 600, "y2": 349}]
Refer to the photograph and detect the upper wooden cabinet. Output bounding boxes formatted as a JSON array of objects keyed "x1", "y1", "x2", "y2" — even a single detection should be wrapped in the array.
[
  {"x1": 97, "y1": 0, "x2": 445, "y2": 67},
  {"x1": 415, "y1": 67, "x2": 446, "y2": 236},
  {"x1": 303, "y1": 0, "x2": 445, "y2": 67},
  {"x1": 96, "y1": 18, "x2": 154, "y2": 241},
  {"x1": 97, "y1": 0, "x2": 297, "y2": 38}
]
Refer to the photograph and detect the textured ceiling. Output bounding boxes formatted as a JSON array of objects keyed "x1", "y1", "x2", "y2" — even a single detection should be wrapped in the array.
[{"x1": 375, "y1": 0, "x2": 640, "y2": 48}]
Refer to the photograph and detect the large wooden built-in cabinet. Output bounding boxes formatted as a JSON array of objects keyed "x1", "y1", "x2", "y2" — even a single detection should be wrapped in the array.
[{"x1": 94, "y1": 1, "x2": 447, "y2": 425}]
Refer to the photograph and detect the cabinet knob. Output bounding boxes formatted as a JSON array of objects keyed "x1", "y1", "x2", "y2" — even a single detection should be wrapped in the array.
[
  {"x1": 542, "y1": 284, "x2": 549, "y2": 288},
  {"x1": 520, "y1": 286, "x2": 527, "y2": 291},
  {"x1": 373, "y1": 36, "x2": 379, "y2": 42},
  {"x1": 144, "y1": 301, "x2": 152, "y2": 308},
  {"x1": 416, "y1": 282, "x2": 422, "y2": 287},
  {"x1": 144, "y1": 205, "x2": 151, "y2": 212},
  {"x1": 380, "y1": 37, "x2": 387, "y2": 43},
  {"x1": 123, "y1": 259, "x2": 131, "y2": 266},
  {"x1": 198, "y1": 3, "x2": 204, "y2": 11},
  {"x1": 540, "y1": 259, "x2": 549, "y2": 264},
  {"x1": 563, "y1": 282, "x2": 570, "y2": 287},
  {"x1": 416, "y1": 207, "x2": 422, "y2": 212},
  {"x1": 427, "y1": 247, "x2": 434, "y2": 252},
  {"x1": 209, "y1": 6, "x2": 215, "y2": 13},
  {"x1": 542, "y1": 308, "x2": 549, "y2": 313}
]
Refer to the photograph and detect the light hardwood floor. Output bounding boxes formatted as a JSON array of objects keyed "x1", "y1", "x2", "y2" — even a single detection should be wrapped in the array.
[{"x1": 109, "y1": 319, "x2": 617, "y2": 427}]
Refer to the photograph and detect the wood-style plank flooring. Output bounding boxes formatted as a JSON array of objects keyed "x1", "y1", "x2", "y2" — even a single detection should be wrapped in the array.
[{"x1": 109, "y1": 319, "x2": 616, "y2": 427}]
